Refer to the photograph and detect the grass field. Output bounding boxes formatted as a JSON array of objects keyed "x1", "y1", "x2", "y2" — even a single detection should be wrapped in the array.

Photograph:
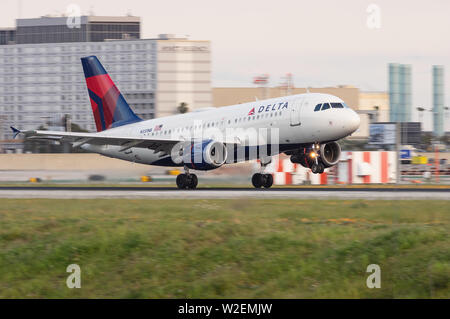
[{"x1": 0, "y1": 199, "x2": 448, "y2": 298}]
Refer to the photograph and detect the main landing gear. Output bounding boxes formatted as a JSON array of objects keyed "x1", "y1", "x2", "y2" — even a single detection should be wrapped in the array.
[
  {"x1": 251, "y1": 173, "x2": 273, "y2": 188},
  {"x1": 176, "y1": 166, "x2": 198, "y2": 189},
  {"x1": 251, "y1": 157, "x2": 273, "y2": 188}
]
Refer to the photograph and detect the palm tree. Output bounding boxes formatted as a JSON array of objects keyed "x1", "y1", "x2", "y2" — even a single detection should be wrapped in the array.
[{"x1": 177, "y1": 102, "x2": 189, "y2": 114}]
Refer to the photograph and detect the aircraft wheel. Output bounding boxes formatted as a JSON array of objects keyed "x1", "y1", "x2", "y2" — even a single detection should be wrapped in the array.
[
  {"x1": 188, "y1": 174, "x2": 198, "y2": 189},
  {"x1": 263, "y1": 174, "x2": 273, "y2": 188},
  {"x1": 252, "y1": 173, "x2": 264, "y2": 188},
  {"x1": 176, "y1": 174, "x2": 187, "y2": 189},
  {"x1": 177, "y1": 174, "x2": 198, "y2": 189},
  {"x1": 317, "y1": 163, "x2": 325, "y2": 174},
  {"x1": 311, "y1": 164, "x2": 319, "y2": 174}
]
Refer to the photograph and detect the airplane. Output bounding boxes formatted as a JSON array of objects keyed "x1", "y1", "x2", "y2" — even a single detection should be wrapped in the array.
[{"x1": 11, "y1": 56, "x2": 360, "y2": 189}]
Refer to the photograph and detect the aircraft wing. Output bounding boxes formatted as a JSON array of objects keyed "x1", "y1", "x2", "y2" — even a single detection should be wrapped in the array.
[{"x1": 11, "y1": 127, "x2": 240, "y2": 154}]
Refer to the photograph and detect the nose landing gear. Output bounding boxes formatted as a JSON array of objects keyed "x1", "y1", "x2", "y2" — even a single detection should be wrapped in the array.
[
  {"x1": 311, "y1": 162, "x2": 325, "y2": 174},
  {"x1": 176, "y1": 166, "x2": 198, "y2": 189},
  {"x1": 310, "y1": 143, "x2": 325, "y2": 174}
]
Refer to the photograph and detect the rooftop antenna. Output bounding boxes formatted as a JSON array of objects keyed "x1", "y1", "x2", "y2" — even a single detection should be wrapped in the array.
[
  {"x1": 253, "y1": 74, "x2": 270, "y2": 100},
  {"x1": 280, "y1": 73, "x2": 294, "y2": 96}
]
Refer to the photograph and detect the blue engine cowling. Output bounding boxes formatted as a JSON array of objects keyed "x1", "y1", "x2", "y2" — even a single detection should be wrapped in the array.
[{"x1": 171, "y1": 140, "x2": 228, "y2": 170}]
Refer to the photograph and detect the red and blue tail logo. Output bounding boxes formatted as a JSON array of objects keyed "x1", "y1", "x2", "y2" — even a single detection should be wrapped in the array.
[{"x1": 81, "y1": 56, "x2": 141, "y2": 132}]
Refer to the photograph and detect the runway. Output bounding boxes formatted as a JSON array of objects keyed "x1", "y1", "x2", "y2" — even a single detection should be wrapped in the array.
[{"x1": 0, "y1": 186, "x2": 448, "y2": 200}]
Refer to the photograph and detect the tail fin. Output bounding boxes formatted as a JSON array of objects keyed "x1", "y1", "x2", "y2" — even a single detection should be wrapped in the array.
[{"x1": 81, "y1": 56, "x2": 141, "y2": 132}]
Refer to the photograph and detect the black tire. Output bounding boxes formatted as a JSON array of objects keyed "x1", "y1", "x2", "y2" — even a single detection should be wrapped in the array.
[
  {"x1": 188, "y1": 174, "x2": 198, "y2": 189},
  {"x1": 311, "y1": 164, "x2": 319, "y2": 174},
  {"x1": 317, "y1": 163, "x2": 325, "y2": 174},
  {"x1": 176, "y1": 174, "x2": 187, "y2": 189},
  {"x1": 263, "y1": 174, "x2": 273, "y2": 188},
  {"x1": 252, "y1": 173, "x2": 264, "y2": 188}
]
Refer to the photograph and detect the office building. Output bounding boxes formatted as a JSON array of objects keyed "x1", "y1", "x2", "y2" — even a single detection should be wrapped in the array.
[
  {"x1": 0, "y1": 28, "x2": 16, "y2": 45},
  {"x1": 0, "y1": 16, "x2": 211, "y2": 148},
  {"x1": 388, "y1": 63, "x2": 412, "y2": 122},
  {"x1": 432, "y1": 65, "x2": 444, "y2": 137},
  {"x1": 15, "y1": 15, "x2": 140, "y2": 44}
]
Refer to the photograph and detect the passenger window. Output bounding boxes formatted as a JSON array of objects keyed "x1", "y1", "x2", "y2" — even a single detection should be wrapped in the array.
[
  {"x1": 331, "y1": 103, "x2": 344, "y2": 108},
  {"x1": 321, "y1": 103, "x2": 330, "y2": 110},
  {"x1": 314, "y1": 104, "x2": 322, "y2": 112}
]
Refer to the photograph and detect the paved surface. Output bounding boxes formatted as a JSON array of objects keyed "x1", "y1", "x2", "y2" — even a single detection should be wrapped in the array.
[{"x1": 0, "y1": 186, "x2": 448, "y2": 200}]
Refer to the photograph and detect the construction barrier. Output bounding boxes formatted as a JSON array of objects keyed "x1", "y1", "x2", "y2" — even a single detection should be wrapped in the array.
[
  {"x1": 266, "y1": 156, "x2": 331, "y2": 185},
  {"x1": 268, "y1": 151, "x2": 397, "y2": 185},
  {"x1": 337, "y1": 151, "x2": 397, "y2": 184}
]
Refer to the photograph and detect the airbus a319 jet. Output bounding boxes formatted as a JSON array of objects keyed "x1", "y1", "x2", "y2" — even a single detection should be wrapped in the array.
[{"x1": 11, "y1": 56, "x2": 360, "y2": 189}]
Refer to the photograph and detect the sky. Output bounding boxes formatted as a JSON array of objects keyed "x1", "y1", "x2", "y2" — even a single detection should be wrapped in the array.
[{"x1": 1, "y1": 0, "x2": 450, "y2": 130}]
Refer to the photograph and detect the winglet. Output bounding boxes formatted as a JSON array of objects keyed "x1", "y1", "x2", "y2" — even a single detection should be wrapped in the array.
[{"x1": 10, "y1": 126, "x2": 21, "y2": 139}]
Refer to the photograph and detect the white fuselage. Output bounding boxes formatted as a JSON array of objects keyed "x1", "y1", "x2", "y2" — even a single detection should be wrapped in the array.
[{"x1": 82, "y1": 93, "x2": 360, "y2": 167}]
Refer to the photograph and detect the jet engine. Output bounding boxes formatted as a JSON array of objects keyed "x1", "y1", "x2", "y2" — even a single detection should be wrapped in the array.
[
  {"x1": 290, "y1": 141, "x2": 341, "y2": 169},
  {"x1": 171, "y1": 140, "x2": 227, "y2": 170},
  {"x1": 319, "y1": 141, "x2": 341, "y2": 167}
]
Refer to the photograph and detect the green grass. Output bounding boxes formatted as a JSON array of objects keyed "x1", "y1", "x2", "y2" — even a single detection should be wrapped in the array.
[{"x1": 0, "y1": 199, "x2": 448, "y2": 298}]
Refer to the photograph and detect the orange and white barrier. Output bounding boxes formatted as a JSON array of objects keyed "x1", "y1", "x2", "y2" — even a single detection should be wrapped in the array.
[
  {"x1": 268, "y1": 155, "x2": 330, "y2": 185},
  {"x1": 337, "y1": 151, "x2": 397, "y2": 184},
  {"x1": 263, "y1": 151, "x2": 397, "y2": 185}
]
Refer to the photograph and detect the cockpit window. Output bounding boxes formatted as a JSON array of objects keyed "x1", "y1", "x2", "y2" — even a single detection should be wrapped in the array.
[
  {"x1": 314, "y1": 104, "x2": 322, "y2": 112},
  {"x1": 321, "y1": 103, "x2": 330, "y2": 110},
  {"x1": 331, "y1": 103, "x2": 344, "y2": 108}
]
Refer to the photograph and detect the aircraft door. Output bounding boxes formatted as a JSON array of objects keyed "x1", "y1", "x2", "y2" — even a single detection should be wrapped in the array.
[{"x1": 290, "y1": 98, "x2": 303, "y2": 126}]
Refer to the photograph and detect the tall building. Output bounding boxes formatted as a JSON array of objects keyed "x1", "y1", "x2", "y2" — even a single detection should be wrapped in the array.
[
  {"x1": 0, "y1": 28, "x2": 16, "y2": 45},
  {"x1": 15, "y1": 15, "x2": 140, "y2": 44},
  {"x1": 432, "y1": 65, "x2": 445, "y2": 137},
  {"x1": 389, "y1": 63, "x2": 412, "y2": 122},
  {"x1": 0, "y1": 17, "x2": 211, "y2": 148}
]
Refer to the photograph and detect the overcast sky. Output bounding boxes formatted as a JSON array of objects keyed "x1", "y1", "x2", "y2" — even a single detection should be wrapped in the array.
[{"x1": 1, "y1": 0, "x2": 450, "y2": 130}]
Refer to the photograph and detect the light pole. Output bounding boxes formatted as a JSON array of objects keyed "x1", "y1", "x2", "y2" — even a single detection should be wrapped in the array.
[{"x1": 417, "y1": 107, "x2": 425, "y2": 126}]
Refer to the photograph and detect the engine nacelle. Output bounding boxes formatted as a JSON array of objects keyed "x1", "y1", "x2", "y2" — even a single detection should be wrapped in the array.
[
  {"x1": 290, "y1": 142, "x2": 341, "y2": 168},
  {"x1": 319, "y1": 141, "x2": 341, "y2": 167},
  {"x1": 171, "y1": 140, "x2": 227, "y2": 170}
]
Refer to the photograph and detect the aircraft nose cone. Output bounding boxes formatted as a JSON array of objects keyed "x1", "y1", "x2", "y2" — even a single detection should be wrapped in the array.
[{"x1": 348, "y1": 110, "x2": 360, "y2": 132}]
